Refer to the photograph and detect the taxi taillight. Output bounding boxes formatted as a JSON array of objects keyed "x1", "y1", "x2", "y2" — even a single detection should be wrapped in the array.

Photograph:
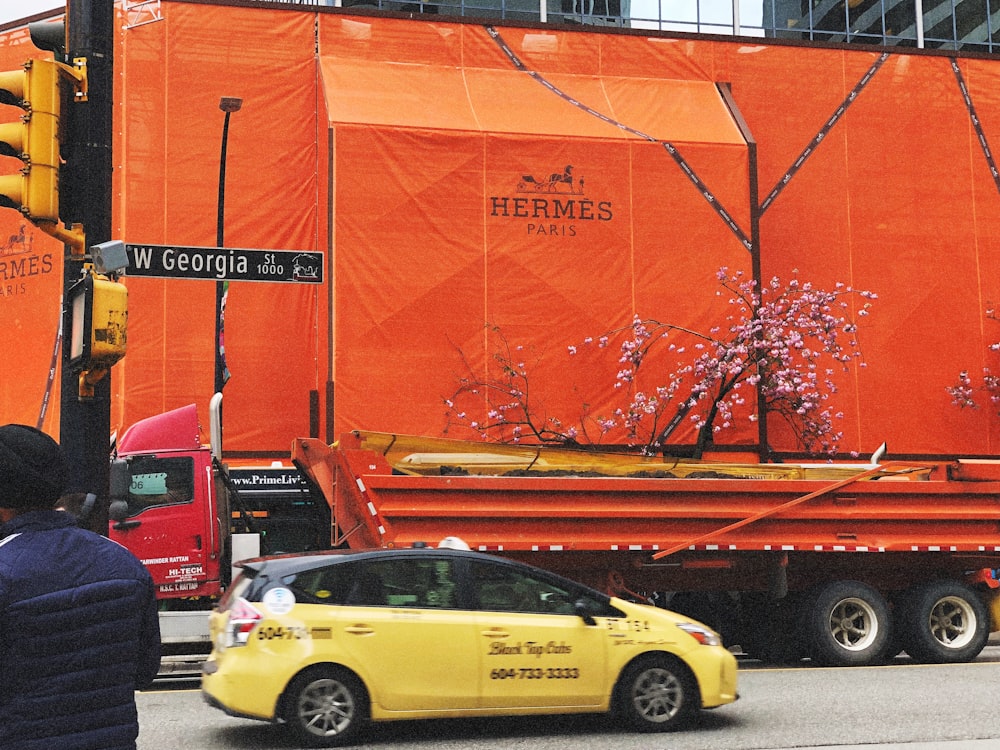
[{"x1": 224, "y1": 597, "x2": 263, "y2": 648}]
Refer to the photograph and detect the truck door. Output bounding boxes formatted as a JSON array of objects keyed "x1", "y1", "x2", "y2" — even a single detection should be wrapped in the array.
[{"x1": 108, "y1": 452, "x2": 220, "y2": 598}]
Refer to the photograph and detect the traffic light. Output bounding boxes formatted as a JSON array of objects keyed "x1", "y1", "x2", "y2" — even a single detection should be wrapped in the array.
[
  {"x1": 0, "y1": 59, "x2": 60, "y2": 223},
  {"x1": 0, "y1": 57, "x2": 86, "y2": 240}
]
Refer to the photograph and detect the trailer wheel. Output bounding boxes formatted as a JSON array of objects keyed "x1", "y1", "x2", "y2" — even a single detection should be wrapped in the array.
[
  {"x1": 896, "y1": 581, "x2": 989, "y2": 664},
  {"x1": 805, "y1": 581, "x2": 890, "y2": 666},
  {"x1": 283, "y1": 666, "x2": 368, "y2": 747},
  {"x1": 614, "y1": 655, "x2": 698, "y2": 732}
]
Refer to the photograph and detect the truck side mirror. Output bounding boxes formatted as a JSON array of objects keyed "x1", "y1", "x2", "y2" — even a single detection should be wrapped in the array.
[
  {"x1": 109, "y1": 459, "x2": 132, "y2": 523},
  {"x1": 109, "y1": 458, "x2": 130, "y2": 502}
]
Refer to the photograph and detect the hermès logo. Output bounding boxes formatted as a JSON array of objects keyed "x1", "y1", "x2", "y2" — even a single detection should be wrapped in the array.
[{"x1": 490, "y1": 166, "x2": 613, "y2": 237}]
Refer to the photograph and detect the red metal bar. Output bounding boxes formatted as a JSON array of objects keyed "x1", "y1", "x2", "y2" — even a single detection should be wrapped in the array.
[{"x1": 650, "y1": 461, "x2": 929, "y2": 559}]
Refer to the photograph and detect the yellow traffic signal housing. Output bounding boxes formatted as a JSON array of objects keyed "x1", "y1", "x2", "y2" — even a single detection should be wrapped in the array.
[
  {"x1": 65, "y1": 271, "x2": 129, "y2": 373},
  {"x1": 0, "y1": 58, "x2": 85, "y2": 227},
  {"x1": 0, "y1": 59, "x2": 61, "y2": 223}
]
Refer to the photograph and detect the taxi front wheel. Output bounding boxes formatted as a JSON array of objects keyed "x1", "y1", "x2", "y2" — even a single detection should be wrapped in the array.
[
  {"x1": 615, "y1": 656, "x2": 698, "y2": 732},
  {"x1": 283, "y1": 667, "x2": 368, "y2": 747}
]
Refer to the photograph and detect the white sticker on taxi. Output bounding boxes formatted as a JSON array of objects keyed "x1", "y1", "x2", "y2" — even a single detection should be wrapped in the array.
[{"x1": 262, "y1": 587, "x2": 296, "y2": 615}]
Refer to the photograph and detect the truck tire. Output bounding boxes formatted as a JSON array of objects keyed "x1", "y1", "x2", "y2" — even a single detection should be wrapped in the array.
[
  {"x1": 896, "y1": 580, "x2": 989, "y2": 664},
  {"x1": 614, "y1": 655, "x2": 698, "y2": 732},
  {"x1": 804, "y1": 581, "x2": 891, "y2": 666},
  {"x1": 283, "y1": 666, "x2": 368, "y2": 747}
]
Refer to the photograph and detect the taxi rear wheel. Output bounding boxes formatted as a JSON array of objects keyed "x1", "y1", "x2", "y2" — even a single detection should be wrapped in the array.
[
  {"x1": 615, "y1": 656, "x2": 698, "y2": 732},
  {"x1": 283, "y1": 667, "x2": 368, "y2": 747}
]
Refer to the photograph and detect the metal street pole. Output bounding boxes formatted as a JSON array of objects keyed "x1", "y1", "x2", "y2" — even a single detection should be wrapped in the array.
[
  {"x1": 214, "y1": 97, "x2": 242, "y2": 398},
  {"x1": 62, "y1": 0, "x2": 114, "y2": 535}
]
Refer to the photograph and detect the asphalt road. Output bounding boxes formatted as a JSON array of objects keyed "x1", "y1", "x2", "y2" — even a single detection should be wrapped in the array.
[{"x1": 137, "y1": 647, "x2": 1000, "y2": 749}]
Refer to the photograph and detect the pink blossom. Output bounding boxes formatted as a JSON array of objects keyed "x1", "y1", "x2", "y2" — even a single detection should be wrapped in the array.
[{"x1": 445, "y1": 270, "x2": 875, "y2": 455}]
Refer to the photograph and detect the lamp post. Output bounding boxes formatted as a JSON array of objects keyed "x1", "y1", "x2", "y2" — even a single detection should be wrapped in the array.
[{"x1": 215, "y1": 96, "x2": 242, "y2": 396}]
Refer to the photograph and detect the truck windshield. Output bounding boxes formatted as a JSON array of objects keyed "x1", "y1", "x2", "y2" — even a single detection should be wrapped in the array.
[{"x1": 122, "y1": 456, "x2": 195, "y2": 517}]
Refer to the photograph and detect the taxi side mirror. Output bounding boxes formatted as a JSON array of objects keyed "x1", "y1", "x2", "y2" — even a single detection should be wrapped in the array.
[{"x1": 575, "y1": 599, "x2": 597, "y2": 626}]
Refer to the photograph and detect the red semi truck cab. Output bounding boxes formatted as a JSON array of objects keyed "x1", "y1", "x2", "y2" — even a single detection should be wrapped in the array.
[{"x1": 109, "y1": 401, "x2": 228, "y2": 600}]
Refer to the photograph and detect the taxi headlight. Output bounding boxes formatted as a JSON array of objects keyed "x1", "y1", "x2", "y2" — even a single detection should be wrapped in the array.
[{"x1": 677, "y1": 622, "x2": 721, "y2": 647}]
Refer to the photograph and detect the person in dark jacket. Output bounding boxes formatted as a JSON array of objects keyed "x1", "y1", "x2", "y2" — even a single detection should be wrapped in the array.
[{"x1": 0, "y1": 424, "x2": 161, "y2": 750}]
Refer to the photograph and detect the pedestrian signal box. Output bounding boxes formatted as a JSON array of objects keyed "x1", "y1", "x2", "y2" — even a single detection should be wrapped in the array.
[{"x1": 65, "y1": 271, "x2": 129, "y2": 374}]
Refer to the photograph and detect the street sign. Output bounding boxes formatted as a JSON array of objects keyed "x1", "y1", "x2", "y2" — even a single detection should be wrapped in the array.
[{"x1": 123, "y1": 244, "x2": 323, "y2": 284}]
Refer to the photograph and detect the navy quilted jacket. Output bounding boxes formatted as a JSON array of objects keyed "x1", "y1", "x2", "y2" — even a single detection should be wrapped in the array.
[{"x1": 0, "y1": 510, "x2": 161, "y2": 750}]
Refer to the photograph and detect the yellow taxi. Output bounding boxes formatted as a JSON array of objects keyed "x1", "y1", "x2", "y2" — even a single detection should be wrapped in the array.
[{"x1": 202, "y1": 542, "x2": 738, "y2": 746}]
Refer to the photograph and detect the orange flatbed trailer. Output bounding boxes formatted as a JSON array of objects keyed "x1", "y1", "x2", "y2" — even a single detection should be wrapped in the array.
[{"x1": 292, "y1": 431, "x2": 1000, "y2": 668}]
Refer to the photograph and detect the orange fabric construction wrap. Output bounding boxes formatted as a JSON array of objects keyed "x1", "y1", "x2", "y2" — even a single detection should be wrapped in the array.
[
  {"x1": 319, "y1": 19, "x2": 751, "y2": 450},
  {"x1": 0, "y1": 25, "x2": 64, "y2": 437}
]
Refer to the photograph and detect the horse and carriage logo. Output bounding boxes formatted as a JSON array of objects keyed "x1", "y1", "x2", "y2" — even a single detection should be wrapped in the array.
[
  {"x1": 516, "y1": 165, "x2": 584, "y2": 195},
  {"x1": 2, "y1": 223, "x2": 34, "y2": 255},
  {"x1": 291, "y1": 253, "x2": 321, "y2": 282}
]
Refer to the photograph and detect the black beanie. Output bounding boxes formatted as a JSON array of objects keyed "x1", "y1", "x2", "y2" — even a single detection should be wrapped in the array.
[{"x1": 0, "y1": 425, "x2": 68, "y2": 509}]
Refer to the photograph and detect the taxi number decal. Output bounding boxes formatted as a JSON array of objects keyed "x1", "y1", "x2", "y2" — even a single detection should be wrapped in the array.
[
  {"x1": 257, "y1": 625, "x2": 309, "y2": 641},
  {"x1": 490, "y1": 667, "x2": 580, "y2": 680},
  {"x1": 607, "y1": 619, "x2": 650, "y2": 632}
]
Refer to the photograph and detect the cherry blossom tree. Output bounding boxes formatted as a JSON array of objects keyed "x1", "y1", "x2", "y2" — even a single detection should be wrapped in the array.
[
  {"x1": 445, "y1": 269, "x2": 876, "y2": 457},
  {"x1": 947, "y1": 305, "x2": 1000, "y2": 412}
]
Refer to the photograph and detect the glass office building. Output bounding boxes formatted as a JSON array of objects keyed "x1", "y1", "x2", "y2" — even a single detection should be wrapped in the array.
[{"x1": 301, "y1": 0, "x2": 998, "y2": 52}]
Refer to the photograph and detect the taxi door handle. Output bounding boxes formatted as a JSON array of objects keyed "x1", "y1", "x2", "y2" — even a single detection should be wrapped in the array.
[
  {"x1": 344, "y1": 625, "x2": 375, "y2": 635},
  {"x1": 481, "y1": 628, "x2": 510, "y2": 639}
]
